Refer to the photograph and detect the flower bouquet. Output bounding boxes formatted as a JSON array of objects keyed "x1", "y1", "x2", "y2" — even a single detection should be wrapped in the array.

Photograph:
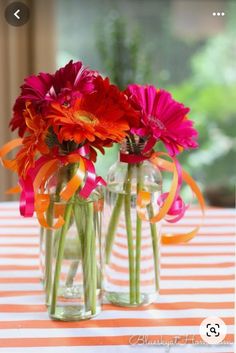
[
  {"x1": 0, "y1": 61, "x2": 137, "y2": 320},
  {"x1": 104, "y1": 84, "x2": 204, "y2": 307},
  {"x1": 0, "y1": 59, "x2": 204, "y2": 317}
]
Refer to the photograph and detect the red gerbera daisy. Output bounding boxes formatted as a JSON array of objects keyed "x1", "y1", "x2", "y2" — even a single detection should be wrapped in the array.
[{"x1": 46, "y1": 76, "x2": 139, "y2": 149}]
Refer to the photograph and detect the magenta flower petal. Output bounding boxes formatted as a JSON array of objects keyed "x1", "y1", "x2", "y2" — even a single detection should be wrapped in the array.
[
  {"x1": 21, "y1": 72, "x2": 53, "y2": 101},
  {"x1": 51, "y1": 60, "x2": 97, "y2": 99},
  {"x1": 10, "y1": 72, "x2": 53, "y2": 136},
  {"x1": 126, "y1": 84, "x2": 198, "y2": 155}
]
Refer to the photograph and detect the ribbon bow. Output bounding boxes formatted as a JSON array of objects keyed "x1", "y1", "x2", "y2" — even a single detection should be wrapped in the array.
[
  {"x1": 120, "y1": 150, "x2": 205, "y2": 244},
  {"x1": 0, "y1": 139, "x2": 106, "y2": 229}
]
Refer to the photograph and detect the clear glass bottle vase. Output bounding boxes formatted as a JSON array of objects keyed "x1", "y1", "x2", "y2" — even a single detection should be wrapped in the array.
[
  {"x1": 104, "y1": 140, "x2": 162, "y2": 307},
  {"x1": 40, "y1": 163, "x2": 104, "y2": 321}
]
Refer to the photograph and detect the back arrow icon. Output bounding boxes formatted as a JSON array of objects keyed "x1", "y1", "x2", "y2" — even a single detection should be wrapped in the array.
[{"x1": 14, "y1": 9, "x2": 20, "y2": 20}]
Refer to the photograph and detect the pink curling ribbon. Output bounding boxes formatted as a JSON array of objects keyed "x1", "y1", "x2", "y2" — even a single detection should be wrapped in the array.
[
  {"x1": 76, "y1": 144, "x2": 90, "y2": 157},
  {"x1": 19, "y1": 144, "x2": 106, "y2": 218},
  {"x1": 156, "y1": 155, "x2": 188, "y2": 223},
  {"x1": 69, "y1": 144, "x2": 106, "y2": 199},
  {"x1": 79, "y1": 158, "x2": 106, "y2": 198},
  {"x1": 19, "y1": 177, "x2": 35, "y2": 217},
  {"x1": 19, "y1": 156, "x2": 52, "y2": 217},
  {"x1": 159, "y1": 155, "x2": 190, "y2": 223},
  {"x1": 158, "y1": 192, "x2": 188, "y2": 223}
]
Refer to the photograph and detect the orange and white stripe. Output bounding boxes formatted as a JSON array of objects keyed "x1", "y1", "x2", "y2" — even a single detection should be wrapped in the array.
[{"x1": 0, "y1": 202, "x2": 234, "y2": 352}]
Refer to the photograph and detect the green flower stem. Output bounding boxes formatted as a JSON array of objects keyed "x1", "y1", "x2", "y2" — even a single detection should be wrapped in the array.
[
  {"x1": 74, "y1": 202, "x2": 89, "y2": 310},
  {"x1": 124, "y1": 164, "x2": 135, "y2": 304},
  {"x1": 55, "y1": 181, "x2": 63, "y2": 201},
  {"x1": 39, "y1": 226, "x2": 44, "y2": 282},
  {"x1": 84, "y1": 202, "x2": 96, "y2": 313},
  {"x1": 105, "y1": 193, "x2": 124, "y2": 264},
  {"x1": 65, "y1": 260, "x2": 79, "y2": 287},
  {"x1": 82, "y1": 239, "x2": 90, "y2": 312},
  {"x1": 74, "y1": 201, "x2": 97, "y2": 314},
  {"x1": 64, "y1": 204, "x2": 82, "y2": 288},
  {"x1": 89, "y1": 207, "x2": 97, "y2": 315},
  {"x1": 95, "y1": 211, "x2": 102, "y2": 289},
  {"x1": 45, "y1": 198, "x2": 54, "y2": 304},
  {"x1": 74, "y1": 202, "x2": 84, "y2": 252},
  {"x1": 50, "y1": 197, "x2": 75, "y2": 316},
  {"x1": 44, "y1": 175, "x2": 64, "y2": 303},
  {"x1": 147, "y1": 204, "x2": 159, "y2": 291},
  {"x1": 135, "y1": 163, "x2": 143, "y2": 304}
]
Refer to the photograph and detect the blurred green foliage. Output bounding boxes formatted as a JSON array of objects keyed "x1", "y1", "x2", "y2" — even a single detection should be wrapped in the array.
[
  {"x1": 96, "y1": 12, "x2": 153, "y2": 90},
  {"x1": 170, "y1": 30, "x2": 236, "y2": 188}
]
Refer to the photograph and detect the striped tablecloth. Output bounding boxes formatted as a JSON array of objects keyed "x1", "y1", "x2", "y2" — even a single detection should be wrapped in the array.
[{"x1": 0, "y1": 202, "x2": 235, "y2": 353}]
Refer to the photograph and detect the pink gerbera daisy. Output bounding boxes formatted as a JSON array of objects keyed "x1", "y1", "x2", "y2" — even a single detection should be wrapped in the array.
[{"x1": 126, "y1": 84, "x2": 198, "y2": 156}]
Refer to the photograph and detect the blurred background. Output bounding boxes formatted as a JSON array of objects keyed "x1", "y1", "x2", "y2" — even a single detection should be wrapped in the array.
[{"x1": 0, "y1": 0, "x2": 235, "y2": 206}]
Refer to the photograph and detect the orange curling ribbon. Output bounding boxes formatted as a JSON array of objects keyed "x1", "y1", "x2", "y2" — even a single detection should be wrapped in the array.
[
  {"x1": 137, "y1": 152, "x2": 180, "y2": 223},
  {"x1": 60, "y1": 158, "x2": 86, "y2": 201},
  {"x1": 5, "y1": 185, "x2": 21, "y2": 194},
  {"x1": 137, "y1": 152, "x2": 205, "y2": 244},
  {"x1": 33, "y1": 160, "x2": 59, "y2": 193},
  {"x1": 0, "y1": 139, "x2": 103, "y2": 230},
  {"x1": 0, "y1": 139, "x2": 23, "y2": 195},
  {"x1": 34, "y1": 194, "x2": 65, "y2": 230},
  {"x1": 0, "y1": 138, "x2": 22, "y2": 171},
  {"x1": 0, "y1": 138, "x2": 22, "y2": 159},
  {"x1": 32, "y1": 160, "x2": 63, "y2": 229},
  {"x1": 0, "y1": 142, "x2": 64, "y2": 228},
  {"x1": 33, "y1": 155, "x2": 87, "y2": 228}
]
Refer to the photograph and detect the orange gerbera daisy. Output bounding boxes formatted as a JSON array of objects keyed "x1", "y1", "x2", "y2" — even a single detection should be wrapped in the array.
[
  {"x1": 46, "y1": 76, "x2": 139, "y2": 148},
  {"x1": 16, "y1": 103, "x2": 50, "y2": 177}
]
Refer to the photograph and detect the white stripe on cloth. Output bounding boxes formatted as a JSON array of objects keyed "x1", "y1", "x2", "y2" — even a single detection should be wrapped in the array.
[
  {"x1": 0, "y1": 309, "x2": 234, "y2": 322},
  {"x1": 0, "y1": 346, "x2": 234, "y2": 353},
  {"x1": 0, "y1": 325, "x2": 234, "y2": 338},
  {"x1": 0, "y1": 204, "x2": 234, "y2": 352},
  {"x1": 0, "y1": 248, "x2": 39, "y2": 255},
  {"x1": 0, "y1": 293, "x2": 234, "y2": 305},
  {"x1": 1, "y1": 266, "x2": 230, "y2": 279},
  {"x1": 0, "y1": 238, "x2": 38, "y2": 244}
]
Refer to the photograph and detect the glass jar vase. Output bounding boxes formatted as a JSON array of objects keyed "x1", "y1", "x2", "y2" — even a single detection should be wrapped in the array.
[
  {"x1": 104, "y1": 140, "x2": 162, "y2": 307},
  {"x1": 40, "y1": 163, "x2": 104, "y2": 321}
]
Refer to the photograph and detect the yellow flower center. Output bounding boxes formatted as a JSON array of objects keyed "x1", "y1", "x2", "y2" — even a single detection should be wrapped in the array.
[{"x1": 73, "y1": 110, "x2": 97, "y2": 125}]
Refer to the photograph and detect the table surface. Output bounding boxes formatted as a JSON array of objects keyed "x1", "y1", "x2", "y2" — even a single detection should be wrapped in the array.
[{"x1": 0, "y1": 202, "x2": 234, "y2": 353}]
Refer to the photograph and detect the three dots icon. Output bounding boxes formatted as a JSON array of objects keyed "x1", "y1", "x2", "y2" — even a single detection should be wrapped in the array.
[{"x1": 212, "y1": 12, "x2": 225, "y2": 16}]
